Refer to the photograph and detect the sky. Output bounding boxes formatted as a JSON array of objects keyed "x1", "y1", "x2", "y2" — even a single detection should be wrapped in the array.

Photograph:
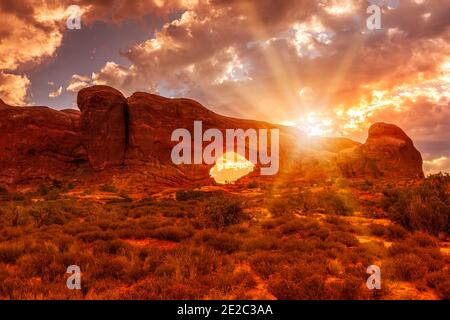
[{"x1": 0, "y1": 0, "x2": 449, "y2": 174}]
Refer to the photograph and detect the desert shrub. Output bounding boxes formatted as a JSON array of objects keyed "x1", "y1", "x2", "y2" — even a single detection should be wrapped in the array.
[
  {"x1": 150, "y1": 225, "x2": 194, "y2": 242},
  {"x1": 386, "y1": 224, "x2": 408, "y2": 240},
  {"x1": 36, "y1": 183, "x2": 63, "y2": 200},
  {"x1": 282, "y1": 239, "x2": 318, "y2": 253},
  {"x1": 425, "y1": 270, "x2": 450, "y2": 299},
  {"x1": 382, "y1": 173, "x2": 450, "y2": 235},
  {"x1": 368, "y1": 222, "x2": 408, "y2": 240},
  {"x1": 268, "y1": 274, "x2": 329, "y2": 300},
  {"x1": 269, "y1": 192, "x2": 318, "y2": 215},
  {"x1": 369, "y1": 224, "x2": 386, "y2": 237},
  {"x1": 261, "y1": 218, "x2": 284, "y2": 229},
  {"x1": 161, "y1": 246, "x2": 225, "y2": 281},
  {"x1": 17, "y1": 246, "x2": 66, "y2": 282},
  {"x1": 92, "y1": 240, "x2": 130, "y2": 255},
  {"x1": 283, "y1": 190, "x2": 357, "y2": 216},
  {"x1": 305, "y1": 225, "x2": 331, "y2": 241},
  {"x1": 278, "y1": 219, "x2": 307, "y2": 235},
  {"x1": 86, "y1": 255, "x2": 129, "y2": 281},
  {"x1": 78, "y1": 230, "x2": 117, "y2": 243},
  {"x1": 320, "y1": 190, "x2": 357, "y2": 216},
  {"x1": 249, "y1": 252, "x2": 287, "y2": 279},
  {"x1": 143, "y1": 249, "x2": 166, "y2": 273},
  {"x1": 326, "y1": 231, "x2": 359, "y2": 247},
  {"x1": 407, "y1": 231, "x2": 438, "y2": 248},
  {"x1": 324, "y1": 215, "x2": 349, "y2": 228},
  {"x1": 204, "y1": 195, "x2": 247, "y2": 229},
  {"x1": 202, "y1": 269, "x2": 258, "y2": 298},
  {"x1": 328, "y1": 276, "x2": 371, "y2": 300},
  {"x1": 129, "y1": 207, "x2": 155, "y2": 218},
  {"x1": 176, "y1": 190, "x2": 205, "y2": 201},
  {"x1": 406, "y1": 195, "x2": 448, "y2": 234},
  {"x1": 194, "y1": 230, "x2": 242, "y2": 253},
  {"x1": 359, "y1": 241, "x2": 386, "y2": 259},
  {"x1": 267, "y1": 263, "x2": 330, "y2": 300},
  {"x1": 386, "y1": 254, "x2": 428, "y2": 281},
  {"x1": 26, "y1": 201, "x2": 76, "y2": 227},
  {"x1": 225, "y1": 224, "x2": 250, "y2": 235},
  {"x1": 268, "y1": 198, "x2": 293, "y2": 217},
  {"x1": 86, "y1": 253, "x2": 143, "y2": 284},
  {"x1": 130, "y1": 197, "x2": 154, "y2": 208},
  {"x1": 119, "y1": 277, "x2": 202, "y2": 300},
  {"x1": 243, "y1": 236, "x2": 279, "y2": 251},
  {"x1": 386, "y1": 234, "x2": 445, "y2": 281},
  {"x1": 0, "y1": 242, "x2": 26, "y2": 263}
]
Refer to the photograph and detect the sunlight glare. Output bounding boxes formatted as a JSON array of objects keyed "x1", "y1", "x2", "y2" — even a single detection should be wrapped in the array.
[{"x1": 209, "y1": 152, "x2": 255, "y2": 184}]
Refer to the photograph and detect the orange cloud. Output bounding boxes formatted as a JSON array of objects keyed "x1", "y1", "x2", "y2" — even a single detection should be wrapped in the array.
[{"x1": 0, "y1": 72, "x2": 30, "y2": 105}]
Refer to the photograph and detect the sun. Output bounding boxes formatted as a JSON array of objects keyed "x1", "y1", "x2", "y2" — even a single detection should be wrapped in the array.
[{"x1": 281, "y1": 112, "x2": 334, "y2": 137}]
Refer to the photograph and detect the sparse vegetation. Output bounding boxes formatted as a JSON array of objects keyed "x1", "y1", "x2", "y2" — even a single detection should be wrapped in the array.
[
  {"x1": 382, "y1": 173, "x2": 450, "y2": 235},
  {"x1": 0, "y1": 174, "x2": 448, "y2": 300},
  {"x1": 176, "y1": 190, "x2": 206, "y2": 201},
  {"x1": 204, "y1": 194, "x2": 248, "y2": 229}
]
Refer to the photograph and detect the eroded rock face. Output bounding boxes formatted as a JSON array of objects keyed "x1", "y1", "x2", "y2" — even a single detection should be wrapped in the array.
[
  {"x1": 337, "y1": 123, "x2": 424, "y2": 179},
  {"x1": 0, "y1": 103, "x2": 84, "y2": 184},
  {"x1": 78, "y1": 86, "x2": 127, "y2": 169},
  {"x1": 0, "y1": 86, "x2": 425, "y2": 189},
  {"x1": 125, "y1": 91, "x2": 283, "y2": 184}
]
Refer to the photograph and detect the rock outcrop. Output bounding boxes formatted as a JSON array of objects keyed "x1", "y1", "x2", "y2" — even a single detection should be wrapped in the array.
[
  {"x1": 0, "y1": 85, "x2": 424, "y2": 189},
  {"x1": 0, "y1": 103, "x2": 85, "y2": 184},
  {"x1": 78, "y1": 86, "x2": 127, "y2": 169},
  {"x1": 337, "y1": 123, "x2": 424, "y2": 179}
]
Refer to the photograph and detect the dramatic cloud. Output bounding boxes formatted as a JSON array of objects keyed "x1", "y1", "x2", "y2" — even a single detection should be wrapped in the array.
[
  {"x1": 66, "y1": 74, "x2": 92, "y2": 93},
  {"x1": 0, "y1": 0, "x2": 449, "y2": 171},
  {"x1": 0, "y1": 0, "x2": 187, "y2": 103},
  {"x1": 78, "y1": 1, "x2": 448, "y2": 140},
  {"x1": 0, "y1": 72, "x2": 30, "y2": 105}
]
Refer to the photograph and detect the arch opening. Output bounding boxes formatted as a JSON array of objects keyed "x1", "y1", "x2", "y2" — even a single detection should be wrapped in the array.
[{"x1": 209, "y1": 152, "x2": 255, "y2": 184}]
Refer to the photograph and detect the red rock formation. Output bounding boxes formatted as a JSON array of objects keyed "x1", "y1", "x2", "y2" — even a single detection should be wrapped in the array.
[
  {"x1": 0, "y1": 86, "x2": 424, "y2": 189},
  {"x1": 337, "y1": 123, "x2": 424, "y2": 179},
  {"x1": 78, "y1": 86, "x2": 127, "y2": 170},
  {"x1": 125, "y1": 91, "x2": 288, "y2": 185},
  {"x1": 0, "y1": 102, "x2": 85, "y2": 185}
]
